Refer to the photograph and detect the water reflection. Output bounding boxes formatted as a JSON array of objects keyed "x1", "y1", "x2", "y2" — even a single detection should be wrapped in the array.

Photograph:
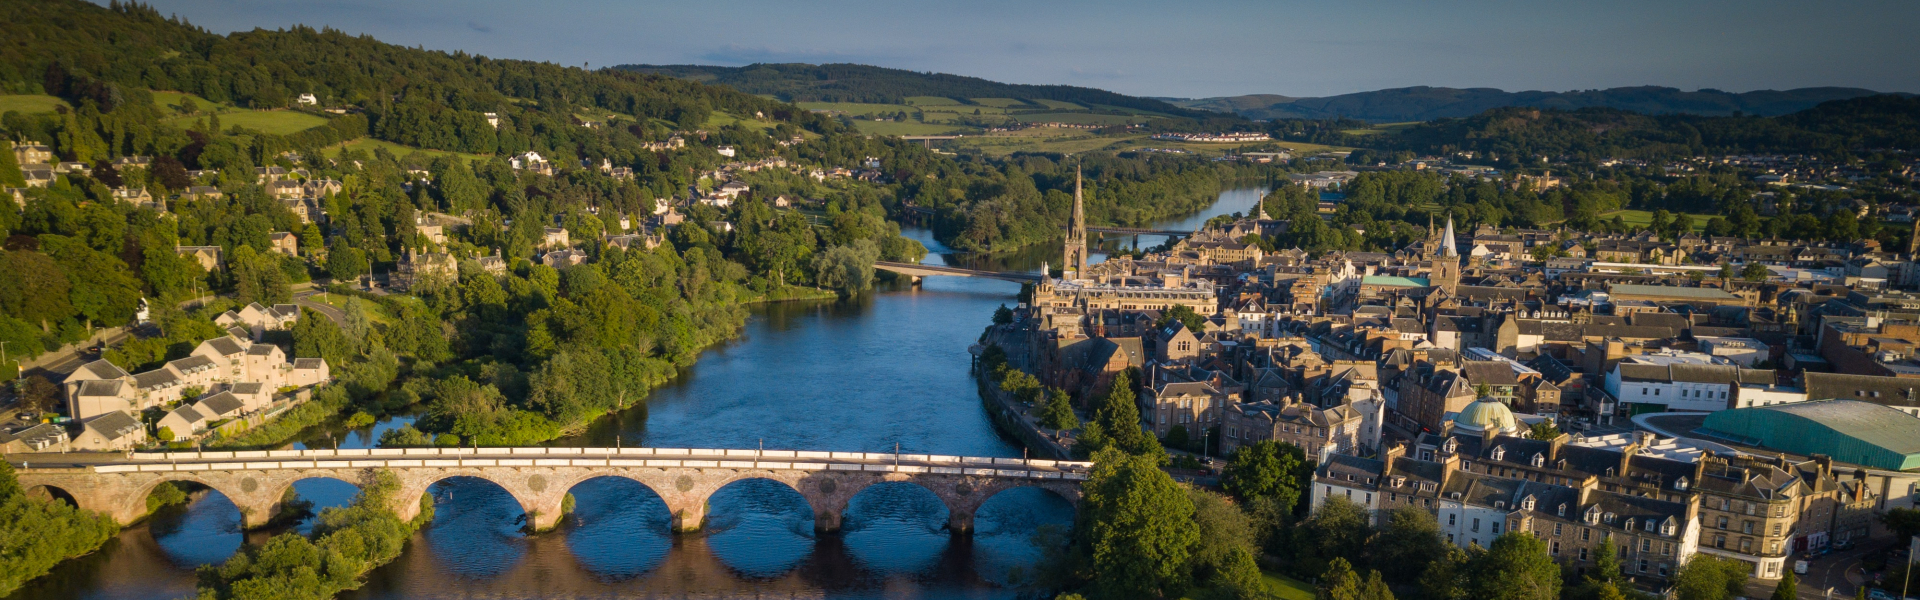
[
  {"x1": 288, "y1": 478, "x2": 362, "y2": 535},
  {"x1": 150, "y1": 490, "x2": 243, "y2": 568},
  {"x1": 704, "y1": 478, "x2": 815, "y2": 578},
  {"x1": 560, "y1": 477, "x2": 672, "y2": 579},
  {"x1": 971, "y1": 488, "x2": 1077, "y2": 587},
  {"x1": 842, "y1": 483, "x2": 950, "y2": 576},
  {"x1": 423, "y1": 477, "x2": 528, "y2": 578}
]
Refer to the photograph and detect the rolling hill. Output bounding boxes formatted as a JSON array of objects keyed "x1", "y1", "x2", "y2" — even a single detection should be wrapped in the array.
[
  {"x1": 612, "y1": 63, "x2": 1225, "y2": 120},
  {"x1": 1172, "y1": 86, "x2": 1894, "y2": 123}
]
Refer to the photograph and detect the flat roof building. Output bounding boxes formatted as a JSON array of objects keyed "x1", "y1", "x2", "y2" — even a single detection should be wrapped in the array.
[{"x1": 1700, "y1": 399, "x2": 1920, "y2": 471}]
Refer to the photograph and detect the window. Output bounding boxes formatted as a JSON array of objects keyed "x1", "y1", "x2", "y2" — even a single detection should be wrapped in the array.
[
  {"x1": 1579, "y1": 548, "x2": 1589, "y2": 561},
  {"x1": 1493, "y1": 521, "x2": 1502, "y2": 534},
  {"x1": 1714, "y1": 534, "x2": 1726, "y2": 549},
  {"x1": 1581, "y1": 529, "x2": 1591, "y2": 541},
  {"x1": 1554, "y1": 524, "x2": 1563, "y2": 536},
  {"x1": 1743, "y1": 521, "x2": 1754, "y2": 534},
  {"x1": 1663, "y1": 543, "x2": 1673, "y2": 556},
  {"x1": 1717, "y1": 517, "x2": 1728, "y2": 529},
  {"x1": 1449, "y1": 514, "x2": 1457, "y2": 526},
  {"x1": 1641, "y1": 539, "x2": 1651, "y2": 552},
  {"x1": 1639, "y1": 559, "x2": 1648, "y2": 573},
  {"x1": 1551, "y1": 541, "x2": 1561, "y2": 555},
  {"x1": 1771, "y1": 524, "x2": 1781, "y2": 536},
  {"x1": 1471, "y1": 518, "x2": 1480, "y2": 533}
]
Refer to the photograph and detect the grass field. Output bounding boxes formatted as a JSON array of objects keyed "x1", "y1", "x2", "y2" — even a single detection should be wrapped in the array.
[
  {"x1": 705, "y1": 110, "x2": 781, "y2": 132},
  {"x1": 1340, "y1": 121, "x2": 1420, "y2": 136},
  {"x1": 168, "y1": 109, "x2": 329, "y2": 135},
  {"x1": 0, "y1": 94, "x2": 68, "y2": 114},
  {"x1": 971, "y1": 97, "x2": 1033, "y2": 108},
  {"x1": 1013, "y1": 112, "x2": 1140, "y2": 125},
  {"x1": 851, "y1": 120, "x2": 969, "y2": 136},
  {"x1": 796, "y1": 101, "x2": 918, "y2": 117},
  {"x1": 904, "y1": 96, "x2": 964, "y2": 106},
  {"x1": 1179, "y1": 571, "x2": 1315, "y2": 600},
  {"x1": 151, "y1": 90, "x2": 228, "y2": 113},
  {"x1": 1031, "y1": 99, "x2": 1086, "y2": 110},
  {"x1": 1598, "y1": 209, "x2": 1714, "y2": 232},
  {"x1": 948, "y1": 127, "x2": 1352, "y2": 157},
  {"x1": 322, "y1": 138, "x2": 490, "y2": 163},
  {"x1": 304, "y1": 294, "x2": 393, "y2": 325}
]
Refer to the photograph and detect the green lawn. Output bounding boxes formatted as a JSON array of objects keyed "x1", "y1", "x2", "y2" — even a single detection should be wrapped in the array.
[
  {"x1": 322, "y1": 138, "x2": 490, "y2": 163},
  {"x1": 0, "y1": 94, "x2": 68, "y2": 114},
  {"x1": 1179, "y1": 571, "x2": 1315, "y2": 600},
  {"x1": 1598, "y1": 209, "x2": 1714, "y2": 232},
  {"x1": 704, "y1": 110, "x2": 780, "y2": 132},
  {"x1": 851, "y1": 120, "x2": 971, "y2": 136},
  {"x1": 1340, "y1": 121, "x2": 1421, "y2": 136},
  {"x1": 170, "y1": 109, "x2": 329, "y2": 135},
  {"x1": 303, "y1": 293, "x2": 392, "y2": 325}
]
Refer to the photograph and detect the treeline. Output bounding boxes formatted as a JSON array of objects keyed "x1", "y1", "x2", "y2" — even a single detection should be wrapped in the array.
[
  {"x1": 0, "y1": 462, "x2": 122, "y2": 597},
  {"x1": 615, "y1": 63, "x2": 1221, "y2": 119},
  {"x1": 1279, "y1": 96, "x2": 1920, "y2": 165},
  {"x1": 0, "y1": 0, "x2": 840, "y2": 160}
]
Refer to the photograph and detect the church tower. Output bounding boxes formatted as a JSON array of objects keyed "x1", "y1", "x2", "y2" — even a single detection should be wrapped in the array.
[
  {"x1": 1063, "y1": 166, "x2": 1089, "y2": 277},
  {"x1": 1428, "y1": 215, "x2": 1461, "y2": 293}
]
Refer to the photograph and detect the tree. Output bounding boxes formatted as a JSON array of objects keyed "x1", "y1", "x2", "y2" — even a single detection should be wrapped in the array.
[
  {"x1": 1369, "y1": 507, "x2": 1447, "y2": 584},
  {"x1": 1359, "y1": 569, "x2": 1396, "y2": 600},
  {"x1": 1290, "y1": 496, "x2": 1371, "y2": 579},
  {"x1": 992, "y1": 304, "x2": 1013, "y2": 325},
  {"x1": 1186, "y1": 488, "x2": 1256, "y2": 588},
  {"x1": 1770, "y1": 571, "x2": 1797, "y2": 600},
  {"x1": 1526, "y1": 421, "x2": 1561, "y2": 440},
  {"x1": 1041, "y1": 388, "x2": 1079, "y2": 431},
  {"x1": 1673, "y1": 555, "x2": 1751, "y2": 600},
  {"x1": 1464, "y1": 533, "x2": 1561, "y2": 600},
  {"x1": 1418, "y1": 545, "x2": 1468, "y2": 600},
  {"x1": 1320, "y1": 557, "x2": 1361, "y2": 600},
  {"x1": 1882, "y1": 507, "x2": 1920, "y2": 540},
  {"x1": 1081, "y1": 447, "x2": 1198, "y2": 599},
  {"x1": 327, "y1": 246, "x2": 369, "y2": 282},
  {"x1": 1741, "y1": 262, "x2": 1770, "y2": 282},
  {"x1": 1080, "y1": 371, "x2": 1162, "y2": 459},
  {"x1": 1222, "y1": 440, "x2": 1307, "y2": 513},
  {"x1": 1158, "y1": 304, "x2": 1208, "y2": 333}
]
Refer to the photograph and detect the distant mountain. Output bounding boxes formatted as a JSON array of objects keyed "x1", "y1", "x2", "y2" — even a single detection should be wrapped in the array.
[
  {"x1": 611, "y1": 63, "x2": 1225, "y2": 120},
  {"x1": 1172, "y1": 86, "x2": 1894, "y2": 122}
]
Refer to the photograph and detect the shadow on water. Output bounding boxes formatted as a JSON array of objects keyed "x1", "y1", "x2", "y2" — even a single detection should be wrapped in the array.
[{"x1": 559, "y1": 476, "x2": 672, "y2": 579}]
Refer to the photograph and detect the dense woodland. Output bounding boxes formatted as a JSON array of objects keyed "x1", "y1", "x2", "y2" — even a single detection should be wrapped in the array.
[{"x1": 617, "y1": 63, "x2": 1217, "y2": 119}]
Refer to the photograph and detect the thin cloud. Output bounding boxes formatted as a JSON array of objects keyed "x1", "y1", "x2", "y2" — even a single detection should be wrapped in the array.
[{"x1": 466, "y1": 20, "x2": 492, "y2": 33}]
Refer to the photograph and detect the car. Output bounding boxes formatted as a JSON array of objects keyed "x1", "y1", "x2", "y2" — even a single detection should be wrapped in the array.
[
  {"x1": 1869, "y1": 589, "x2": 1896, "y2": 600},
  {"x1": 16, "y1": 411, "x2": 36, "y2": 421},
  {"x1": 1836, "y1": 539, "x2": 1856, "y2": 550}
]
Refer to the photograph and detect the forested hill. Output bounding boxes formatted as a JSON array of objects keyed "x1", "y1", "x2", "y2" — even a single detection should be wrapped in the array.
[
  {"x1": 614, "y1": 63, "x2": 1223, "y2": 119},
  {"x1": 0, "y1": 0, "x2": 834, "y2": 154},
  {"x1": 1336, "y1": 95, "x2": 1920, "y2": 163},
  {"x1": 1177, "y1": 85, "x2": 1895, "y2": 122}
]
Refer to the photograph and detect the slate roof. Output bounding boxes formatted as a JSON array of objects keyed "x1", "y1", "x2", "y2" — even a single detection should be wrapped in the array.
[
  {"x1": 133, "y1": 369, "x2": 182, "y2": 389},
  {"x1": 78, "y1": 379, "x2": 127, "y2": 397},
  {"x1": 83, "y1": 410, "x2": 143, "y2": 441},
  {"x1": 72, "y1": 359, "x2": 131, "y2": 381},
  {"x1": 198, "y1": 392, "x2": 244, "y2": 417}
]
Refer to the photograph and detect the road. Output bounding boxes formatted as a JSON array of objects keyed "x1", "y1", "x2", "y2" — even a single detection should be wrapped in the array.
[
  {"x1": 1735, "y1": 541, "x2": 1888, "y2": 600},
  {"x1": 291, "y1": 289, "x2": 348, "y2": 326}
]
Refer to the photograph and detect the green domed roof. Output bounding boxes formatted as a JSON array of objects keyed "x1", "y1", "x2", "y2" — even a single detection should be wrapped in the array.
[{"x1": 1453, "y1": 397, "x2": 1518, "y2": 433}]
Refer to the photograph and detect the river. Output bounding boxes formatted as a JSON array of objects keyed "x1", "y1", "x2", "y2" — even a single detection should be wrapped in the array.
[{"x1": 9, "y1": 187, "x2": 1266, "y2": 600}]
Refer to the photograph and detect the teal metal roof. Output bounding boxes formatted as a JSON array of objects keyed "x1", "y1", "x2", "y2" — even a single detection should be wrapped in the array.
[
  {"x1": 1701, "y1": 400, "x2": 1920, "y2": 471},
  {"x1": 1362, "y1": 275, "x2": 1430, "y2": 288}
]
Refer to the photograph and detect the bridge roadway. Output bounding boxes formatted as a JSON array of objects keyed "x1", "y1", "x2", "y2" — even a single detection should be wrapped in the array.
[
  {"x1": 10, "y1": 446, "x2": 1088, "y2": 534},
  {"x1": 1086, "y1": 226, "x2": 1193, "y2": 237},
  {"x1": 873, "y1": 261, "x2": 1043, "y2": 284}
]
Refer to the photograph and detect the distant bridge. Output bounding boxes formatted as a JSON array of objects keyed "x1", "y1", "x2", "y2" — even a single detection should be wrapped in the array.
[
  {"x1": 898, "y1": 135, "x2": 961, "y2": 149},
  {"x1": 874, "y1": 261, "x2": 1043, "y2": 284},
  {"x1": 1087, "y1": 226, "x2": 1194, "y2": 237},
  {"x1": 11, "y1": 447, "x2": 1086, "y2": 534}
]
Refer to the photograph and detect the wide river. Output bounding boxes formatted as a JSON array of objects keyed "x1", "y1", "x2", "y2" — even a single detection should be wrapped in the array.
[{"x1": 11, "y1": 187, "x2": 1266, "y2": 600}]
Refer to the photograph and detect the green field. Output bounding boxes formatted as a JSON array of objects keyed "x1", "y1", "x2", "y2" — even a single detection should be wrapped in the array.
[
  {"x1": 851, "y1": 120, "x2": 969, "y2": 136},
  {"x1": 322, "y1": 138, "x2": 490, "y2": 163},
  {"x1": 0, "y1": 94, "x2": 69, "y2": 114},
  {"x1": 796, "y1": 101, "x2": 917, "y2": 117},
  {"x1": 704, "y1": 110, "x2": 781, "y2": 132},
  {"x1": 1340, "y1": 121, "x2": 1420, "y2": 136},
  {"x1": 904, "y1": 96, "x2": 965, "y2": 106},
  {"x1": 1031, "y1": 99, "x2": 1086, "y2": 110},
  {"x1": 947, "y1": 127, "x2": 1351, "y2": 158},
  {"x1": 151, "y1": 90, "x2": 229, "y2": 113},
  {"x1": 170, "y1": 109, "x2": 329, "y2": 135},
  {"x1": 971, "y1": 97, "x2": 1033, "y2": 108},
  {"x1": 1598, "y1": 209, "x2": 1714, "y2": 232},
  {"x1": 1013, "y1": 112, "x2": 1140, "y2": 125},
  {"x1": 1179, "y1": 572, "x2": 1315, "y2": 600}
]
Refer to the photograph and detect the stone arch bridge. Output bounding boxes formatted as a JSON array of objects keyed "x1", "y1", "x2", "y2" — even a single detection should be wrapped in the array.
[{"x1": 10, "y1": 447, "x2": 1088, "y2": 534}]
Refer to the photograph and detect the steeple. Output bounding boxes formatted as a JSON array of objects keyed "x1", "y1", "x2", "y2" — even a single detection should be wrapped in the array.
[
  {"x1": 1063, "y1": 165, "x2": 1089, "y2": 276},
  {"x1": 1442, "y1": 214, "x2": 1458, "y2": 257}
]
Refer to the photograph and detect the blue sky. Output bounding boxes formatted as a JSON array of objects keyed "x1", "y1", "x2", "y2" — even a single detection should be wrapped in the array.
[{"x1": 125, "y1": 0, "x2": 1920, "y2": 98}]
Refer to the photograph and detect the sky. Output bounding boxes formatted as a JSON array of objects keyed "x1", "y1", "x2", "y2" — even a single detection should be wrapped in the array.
[{"x1": 120, "y1": 0, "x2": 1920, "y2": 99}]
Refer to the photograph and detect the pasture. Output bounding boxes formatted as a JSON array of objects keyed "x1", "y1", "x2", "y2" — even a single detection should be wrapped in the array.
[{"x1": 0, "y1": 94, "x2": 68, "y2": 114}]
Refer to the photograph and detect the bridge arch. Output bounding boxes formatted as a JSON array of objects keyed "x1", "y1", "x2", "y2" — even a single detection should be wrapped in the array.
[
  {"x1": 391, "y1": 469, "x2": 538, "y2": 529},
  {"x1": 263, "y1": 475, "x2": 363, "y2": 529},
  {"x1": 24, "y1": 483, "x2": 78, "y2": 508},
  {"x1": 119, "y1": 474, "x2": 255, "y2": 527}
]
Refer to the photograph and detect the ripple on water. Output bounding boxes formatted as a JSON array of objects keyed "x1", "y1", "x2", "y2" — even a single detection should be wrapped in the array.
[
  {"x1": 561, "y1": 477, "x2": 673, "y2": 579},
  {"x1": 423, "y1": 478, "x2": 528, "y2": 578},
  {"x1": 969, "y1": 487, "x2": 1077, "y2": 586},
  {"x1": 703, "y1": 478, "x2": 814, "y2": 578}
]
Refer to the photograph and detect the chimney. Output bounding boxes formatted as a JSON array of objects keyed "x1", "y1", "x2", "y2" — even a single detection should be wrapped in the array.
[
  {"x1": 1812, "y1": 454, "x2": 1833, "y2": 480},
  {"x1": 1576, "y1": 475, "x2": 1599, "y2": 506},
  {"x1": 1382, "y1": 443, "x2": 1406, "y2": 477},
  {"x1": 1695, "y1": 450, "x2": 1713, "y2": 483},
  {"x1": 1548, "y1": 432, "x2": 1569, "y2": 463}
]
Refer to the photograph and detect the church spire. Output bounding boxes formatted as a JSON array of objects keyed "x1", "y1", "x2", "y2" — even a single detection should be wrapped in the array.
[
  {"x1": 1442, "y1": 214, "x2": 1458, "y2": 257},
  {"x1": 1063, "y1": 165, "x2": 1089, "y2": 276}
]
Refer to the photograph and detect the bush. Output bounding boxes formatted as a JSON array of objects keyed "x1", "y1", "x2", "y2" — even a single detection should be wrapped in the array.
[
  {"x1": 0, "y1": 462, "x2": 122, "y2": 596},
  {"x1": 197, "y1": 470, "x2": 423, "y2": 600}
]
